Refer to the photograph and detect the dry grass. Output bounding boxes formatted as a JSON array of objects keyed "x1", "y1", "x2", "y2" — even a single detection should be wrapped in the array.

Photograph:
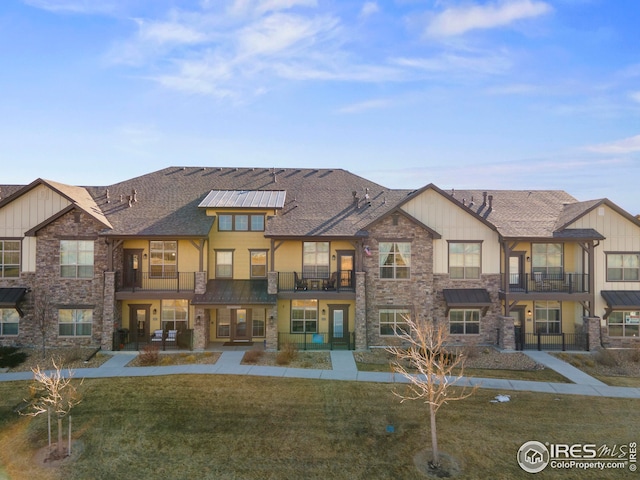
[
  {"x1": 1, "y1": 347, "x2": 109, "y2": 373},
  {"x1": 0, "y1": 375, "x2": 637, "y2": 479},
  {"x1": 553, "y1": 349, "x2": 640, "y2": 387},
  {"x1": 241, "y1": 350, "x2": 332, "y2": 369},
  {"x1": 126, "y1": 351, "x2": 220, "y2": 367}
]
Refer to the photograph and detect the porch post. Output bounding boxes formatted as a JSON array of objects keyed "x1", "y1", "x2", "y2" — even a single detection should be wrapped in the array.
[
  {"x1": 265, "y1": 304, "x2": 278, "y2": 351},
  {"x1": 192, "y1": 307, "x2": 207, "y2": 350},
  {"x1": 102, "y1": 271, "x2": 117, "y2": 351},
  {"x1": 498, "y1": 315, "x2": 516, "y2": 351},
  {"x1": 583, "y1": 316, "x2": 602, "y2": 351},
  {"x1": 355, "y1": 271, "x2": 367, "y2": 350}
]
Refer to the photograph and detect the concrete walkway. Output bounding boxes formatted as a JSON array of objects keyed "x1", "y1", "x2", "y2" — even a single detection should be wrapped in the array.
[{"x1": 2, "y1": 349, "x2": 639, "y2": 399}]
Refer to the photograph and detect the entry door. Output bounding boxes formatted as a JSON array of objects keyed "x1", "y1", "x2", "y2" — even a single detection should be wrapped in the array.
[
  {"x1": 129, "y1": 304, "x2": 151, "y2": 342},
  {"x1": 337, "y1": 251, "x2": 355, "y2": 289},
  {"x1": 231, "y1": 309, "x2": 251, "y2": 342},
  {"x1": 510, "y1": 308, "x2": 525, "y2": 350},
  {"x1": 329, "y1": 305, "x2": 349, "y2": 348},
  {"x1": 123, "y1": 249, "x2": 143, "y2": 289},
  {"x1": 509, "y1": 253, "x2": 525, "y2": 290}
]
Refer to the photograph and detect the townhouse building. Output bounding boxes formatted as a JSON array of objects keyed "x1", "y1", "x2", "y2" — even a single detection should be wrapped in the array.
[{"x1": 1, "y1": 167, "x2": 638, "y2": 354}]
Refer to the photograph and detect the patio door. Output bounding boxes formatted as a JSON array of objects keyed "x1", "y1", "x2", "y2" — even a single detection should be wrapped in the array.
[
  {"x1": 510, "y1": 308, "x2": 525, "y2": 350},
  {"x1": 329, "y1": 304, "x2": 349, "y2": 349},
  {"x1": 337, "y1": 251, "x2": 355, "y2": 289},
  {"x1": 231, "y1": 308, "x2": 251, "y2": 342},
  {"x1": 123, "y1": 249, "x2": 143, "y2": 289},
  {"x1": 129, "y1": 304, "x2": 151, "y2": 342},
  {"x1": 509, "y1": 253, "x2": 525, "y2": 290}
]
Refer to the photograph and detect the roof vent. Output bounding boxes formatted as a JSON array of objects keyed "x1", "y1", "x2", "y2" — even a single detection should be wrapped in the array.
[
  {"x1": 482, "y1": 191, "x2": 487, "y2": 207},
  {"x1": 132, "y1": 189, "x2": 138, "y2": 203},
  {"x1": 105, "y1": 188, "x2": 110, "y2": 203},
  {"x1": 488, "y1": 194, "x2": 494, "y2": 211}
]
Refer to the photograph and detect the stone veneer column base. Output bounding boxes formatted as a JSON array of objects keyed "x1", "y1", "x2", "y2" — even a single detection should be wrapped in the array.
[
  {"x1": 355, "y1": 272, "x2": 367, "y2": 350},
  {"x1": 498, "y1": 315, "x2": 516, "y2": 351},
  {"x1": 583, "y1": 316, "x2": 602, "y2": 351}
]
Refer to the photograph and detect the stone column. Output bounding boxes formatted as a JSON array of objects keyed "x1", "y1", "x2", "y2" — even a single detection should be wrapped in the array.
[
  {"x1": 102, "y1": 271, "x2": 116, "y2": 350},
  {"x1": 195, "y1": 271, "x2": 207, "y2": 294},
  {"x1": 268, "y1": 271, "x2": 278, "y2": 295},
  {"x1": 498, "y1": 315, "x2": 516, "y2": 351},
  {"x1": 192, "y1": 307, "x2": 207, "y2": 350},
  {"x1": 355, "y1": 271, "x2": 367, "y2": 350},
  {"x1": 265, "y1": 304, "x2": 278, "y2": 351},
  {"x1": 583, "y1": 316, "x2": 602, "y2": 351}
]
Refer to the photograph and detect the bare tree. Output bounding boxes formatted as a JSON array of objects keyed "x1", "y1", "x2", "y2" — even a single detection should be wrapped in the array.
[
  {"x1": 387, "y1": 315, "x2": 477, "y2": 470},
  {"x1": 32, "y1": 288, "x2": 53, "y2": 359},
  {"x1": 22, "y1": 361, "x2": 82, "y2": 459}
]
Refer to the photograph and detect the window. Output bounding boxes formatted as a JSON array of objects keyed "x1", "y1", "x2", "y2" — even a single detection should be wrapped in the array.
[
  {"x1": 534, "y1": 301, "x2": 561, "y2": 334},
  {"x1": 379, "y1": 309, "x2": 411, "y2": 336},
  {"x1": 58, "y1": 309, "x2": 92, "y2": 337},
  {"x1": 291, "y1": 299, "x2": 317, "y2": 333},
  {"x1": 161, "y1": 299, "x2": 188, "y2": 330},
  {"x1": 379, "y1": 242, "x2": 411, "y2": 279},
  {"x1": 532, "y1": 243, "x2": 563, "y2": 277},
  {"x1": 608, "y1": 311, "x2": 639, "y2": 337},
  {"x1": 449, "y1": 242, "x2": 481, "y2": 279},
  {"x1": 250, "y1": 250, "x2": 267, "y2": 278},
  {"x1": 449, "y1": 309, "x2": 480, "y2": 334},
  {"x1": 216, "y1": 250, "x2": 233, "y2": 278},
  {"x1": 0, "y1": 309, "x2": 19, "y2": 336},
  {"x1": 217, "y1": 309, "x2": 230, "y2": 337},
  {"x1": 218, "y1": 214, "x2": 265, "y2": 232},
  {"x1": 607, "y1": 253, "x2": 640, "y2": 281},
  {"x1": 0, "y1": 240, "x2": 20, "y2": 278},
  {"x1": 60, "y1": 240, "x2": 94, "y2": 278},
  {"x1": 303, "y1": 242, "x2": 330, "y2": 279},
  {"x1": 150, "y1": 241, "x2": 177, "y2": 278},
  {"x1": 252, "y1": 309, "x2": 265, "y2": 337}
]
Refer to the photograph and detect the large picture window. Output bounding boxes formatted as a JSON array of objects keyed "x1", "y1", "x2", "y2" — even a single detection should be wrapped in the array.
[
  {"x1": 534, "y1": 301, "x2": 561, "y2": 334},
  {"x1": 303, "y1": 242, "x2": 330, "y2": 279},
  {"x1": 216, "y1": 250, "x2": 234, "y2": 278},
  {"x1": 291, "y1": 299, "x2": 317, "y2": 333},
  {"x1": 379, "y1": 309, "x2": 410, "y2": 336},
  {"x1": 608, "y1": 311, "x2": 640, "y2": 337},
  {"x1": 379, "y1": 242, "x2": 411, "y2": 279},
  {"x1": 60, "y1": 240, "x2": 94, "y2": 278},
  {"x1": 532, "y1": 243, "x2": 563, "y2": 277},
  {"x1": 161, "y1": 299, "x2": 188, "y2": 330},
  {"x1": 150, "y1": 241, "x2": 177, "y2": 278},
  {"x1": 0, "y1": 309, "x2": 19, "y2": 336},
  {"x1": 606, "y1": 253, "x2": 640, "y2": 281},
  {"x1": 58, "y1": 309, "x2": 92, "y2": 337},
  {"x1": 449, "y1": 309, "x2": 480, "y2": 334},
  {"x1": 449, "y1": 242, "x2": 481, "y2": 279},
  {"x1": 0, "y1": 240, "x2": 20, "y2": 278}
]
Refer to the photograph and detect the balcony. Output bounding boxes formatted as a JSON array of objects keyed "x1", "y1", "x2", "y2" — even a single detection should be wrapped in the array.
[
  {"x1": 502, "y1": 273, "x2": 589, "y2": 294},
  {"x1": 278, "y1": 271, "x2": 355, "y2": 292},
  {"x1": 116, "y1": 271, "x2": 197, "y2": 292}
]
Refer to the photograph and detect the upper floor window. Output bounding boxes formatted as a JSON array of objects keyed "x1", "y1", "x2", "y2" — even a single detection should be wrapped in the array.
[
  {"x1": 379, "y1": 242, "x2": 411, "y2": 279},
  {"x1": 60, "y1": 240, "x2": 94, "y2": 278},
  {"x1": 303, "y1": 242, "x2": 330, "y2": 278},
  {"x1": 449, "y1": 242, "x2": 481, "y2": 279},
  {"x1": 150, "y1": 241, "x2": 177, "y2": 278},
  {"x1": 534, "y1": 301, "x2": 561, "y2": 334},
  {"x1": 449, "y1": 309, "x2": 480, "y2": 334},
  {"x1": 250, "y1": 250, "x2": 267, "y2": 278},
  {"x1": 161, "y1": 299, "x2": 188, "y2": 331},
  {"x1": 532, "y1": 243, "x2": 563, "y2": 277},
  {"x1": 58, "y1": 308, "x2": 92, "y2": 337},
  {"x1": 379, "y1": 309, "x2": 410, "y2": 336},
  {"x1": 0, "y1": 309, "x2": 19, "y2": 336},
  {"x1": 216, "y1": 250, "x2": 234, "y2": 278},
  {"x1": 218, "y1": 214, "x2": 265, "y2": 232},
  {"x1": 608, "y1": 310, "x2": 639, "y2": 337},
  {"x1": 607, "y1": 253, "x2": 640, "y2": 282},
  {"x1": 291, "y1": 299, "x2": 317, "y2": 333},
  {"x1": 0, "y1": 240, "x2": 20, "y2": 278}
]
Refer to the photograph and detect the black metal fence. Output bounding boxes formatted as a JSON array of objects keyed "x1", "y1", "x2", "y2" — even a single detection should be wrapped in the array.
[
  {"x1": 277, "y1": 271, "x2": 355, "y2": 292},
  {"x1": 115, "y1": 271, "x2": 196, "y2": 292},
  {"x1": 522, "y1": 333, "x2": 589, "y2": 351},
  {"x1": 278, "y1": 332, "x2": 355, "y2": 350},
  {"x1": 113, "y1": 329, "x2": 194, "y2": 351},
  {"x1": 502, "y1": 273, "x2": 589, "y2": 293}
]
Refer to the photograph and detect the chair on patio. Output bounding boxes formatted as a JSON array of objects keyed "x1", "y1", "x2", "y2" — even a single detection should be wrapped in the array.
[
  {"x1": 295, "y1": 272, "x2": 308, "y2": 290},
  {"x1": 323, "y1": 272, "x2": 337, "y2": 291},
  {"x1": 151, "y1": 329, "x2": 164, "y2": 342}
]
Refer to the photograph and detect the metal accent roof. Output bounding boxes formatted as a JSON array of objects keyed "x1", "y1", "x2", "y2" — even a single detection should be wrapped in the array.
[
  {"x1": 602, "y1": 290, "x2": 640, "y2": 309},
  {"x1": 443, "y1": 288, "x2": 492, "y2": 307},
  {"x1": 198, "y1": 190, "x2": 286, "y2": 209},
  {"x1": 192, "y1": 280, "x2": 276, "y2": 305},
  {"x1": 0, "y1": 287, "x2": 28, "y2": 316}
]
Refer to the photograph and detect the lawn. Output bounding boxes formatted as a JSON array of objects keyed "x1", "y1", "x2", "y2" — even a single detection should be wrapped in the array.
[{"x1": 0, "y1": 375, "x2": 637, "y2": 479}]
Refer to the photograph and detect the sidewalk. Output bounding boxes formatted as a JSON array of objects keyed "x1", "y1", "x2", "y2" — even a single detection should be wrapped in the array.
[{"x1": 2, "y1": 350, "x2": 639, "y2": 399}]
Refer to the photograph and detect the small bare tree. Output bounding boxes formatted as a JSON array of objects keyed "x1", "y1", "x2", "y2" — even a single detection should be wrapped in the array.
[
  {"x1": 387, "y1": 316, "x2": 477, "y2": 470},
  {"x1": 32, "y1": 288, "x2": 53, "y2": 359},
  {"x1": 22, "y1": 361, "x2": 82, "y2": 460}
]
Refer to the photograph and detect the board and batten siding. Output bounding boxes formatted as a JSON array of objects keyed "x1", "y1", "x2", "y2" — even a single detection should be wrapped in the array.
[
  {"x1": 401, "y1": 190, "x2": 501, "y2": 275},
  {"x1": 0, "y1": 184, "x2": 72, "y2": 272}
]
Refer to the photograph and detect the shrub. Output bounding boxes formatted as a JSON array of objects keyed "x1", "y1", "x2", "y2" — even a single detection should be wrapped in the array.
[
  {"x1": 276, "y1": 343, "x2": 298, "y2": 365},
  {"x1": 584, "y1": 359, "x2": 595, "y2": 368},
  {"x1": 159, "y1": 356, "x2": 174, "y2": 366},
  {"x1": 183, "y1": 355, "x2": 197, "y2": 364},
  {"x1": 0, "y1": 347, "x2": 28, "y2": 368},
  {"x1": 630, "y1": 346, "x2": 640, "y2": 363},
  {"x1": 138, "y1": 345, "x2": 160, "y2": 366},
  {"x1": 58, "y1": 346, "x2": 84, "y2": 365},
  {"x1": 594, "y1": 349, "x2": 620, "y2": 368},
  {"x1": 243, "y1": 349, "x2": 264, "y2": 364}
]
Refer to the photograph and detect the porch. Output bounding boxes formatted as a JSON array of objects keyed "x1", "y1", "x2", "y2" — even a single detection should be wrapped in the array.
[
  {"x1": 277, "y1": 271, "x2": 355, "y2": 292},
  {"x1": 501, "y1": 273, "x2": 590, "y2": 294},
  {"x1": 518, "y1": 332, "x2": 589, "y2": 351},
  {"x1": 115, "y1": 271, "x2": 198, "y2": 292},
  {"x1": 113, "y1": 328, "x2": 194, "y2": 351}
]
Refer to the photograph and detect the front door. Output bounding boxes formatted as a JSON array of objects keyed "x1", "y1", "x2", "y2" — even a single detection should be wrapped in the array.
[
  {"x1": 129, "y1": 304, "x2": 151, "y2": 343},
  {"x1": 123, "y1": 249, "x2": 143, "y2": 289},
  {"x1": 337, "y1": 251, "x2": 355, "y2": 289},
  {"x1": 231, "y1": 308, "x2": 251, "y2": 342},
  {"x1": 329, "y1": 304, "x2": 350, "y2": 349},
  {"x1": 510, "y1": 308, "x2": 525, "y2": 350},
  {"x1": 509, "y1": 253, "x2": 525, "y2": 290}
]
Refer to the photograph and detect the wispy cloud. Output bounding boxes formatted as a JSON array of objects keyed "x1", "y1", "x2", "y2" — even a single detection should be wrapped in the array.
[
  {"x1": 630, "y1": 91, "x2": 640, "y2": 103},
  {"x1": 425, "y1": 0, "x2": 553, "y2": 37},
  {"x1": 337, "y1": 98, "x2": 393, "y2": 114},
  {"x1": 22, "y1": 0, "x2": 117, "y2": 14},
  {"x1": 360, "y1": 2, "x2": 379, "y2": 19},
  {"x1": 586, "y1": 134, "x2": 640, "y2": 154}
]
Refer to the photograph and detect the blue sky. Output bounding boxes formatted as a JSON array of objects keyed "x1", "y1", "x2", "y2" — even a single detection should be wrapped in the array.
[{"x1": 1, "y1": 0, "x2": 639, "y2": 214}]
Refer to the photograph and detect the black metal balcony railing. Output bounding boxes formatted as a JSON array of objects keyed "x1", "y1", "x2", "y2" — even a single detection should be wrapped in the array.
[
  {"x1": 502, "y1": 273, "x2": 589, "y2": 294},
  {"x1": 278, "y1": 271, "x2": 355, "y2": 292},
  {"x1": 116, "y1": 271, "x2": 196, "y2": 292}
]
